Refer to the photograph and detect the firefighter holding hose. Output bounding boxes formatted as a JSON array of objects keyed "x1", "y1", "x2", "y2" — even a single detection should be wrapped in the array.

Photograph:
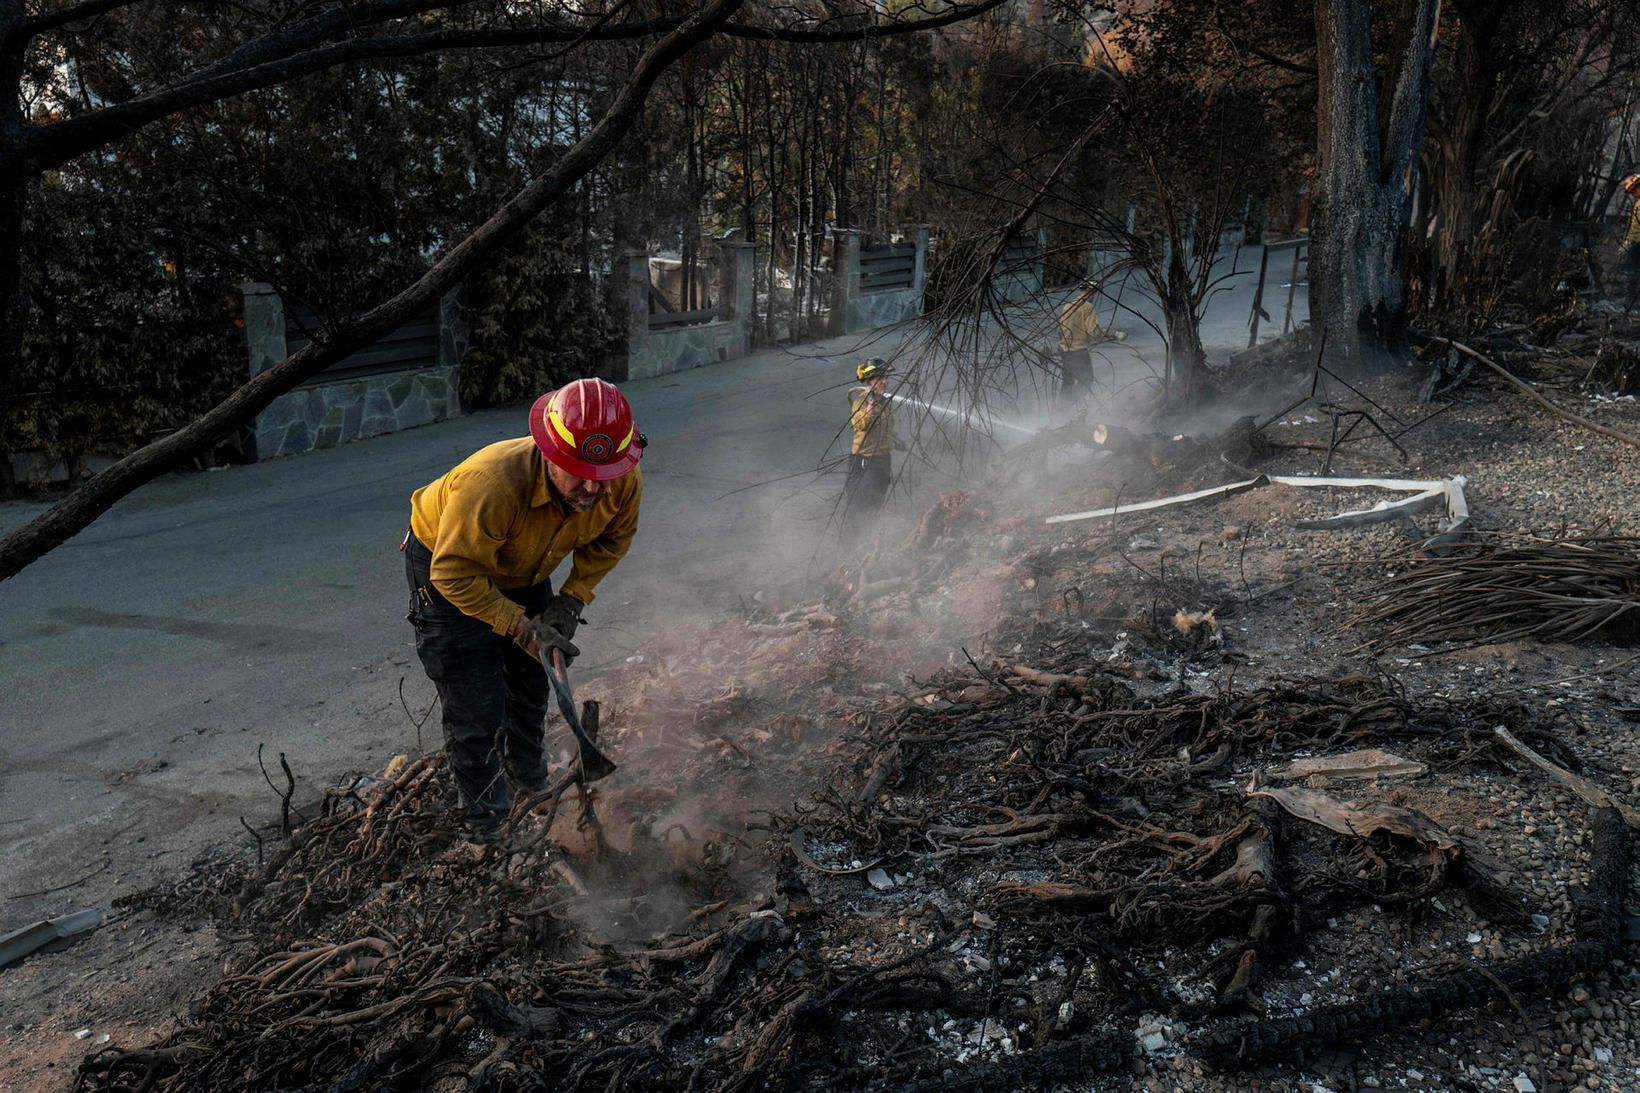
[
  {"x1": 402, "y1": 378, "x2": 644, "y2": 836},
  {"x1": 843, "y1": 358, "x2": 897, "y2": 538},
  {"x1": 1057, "y1": 279, "x2": 1124, "y2": 407}
]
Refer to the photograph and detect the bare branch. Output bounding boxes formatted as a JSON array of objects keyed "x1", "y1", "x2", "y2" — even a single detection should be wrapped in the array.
[
  {"x1": 21, "y1": 0, "x2": 146, "y2": 36},
  {"x1": 1211, "y1": 7, "x2": 1317, "y2": 78},
  {"x1": 25, "y1": 14, "x2": 674, "y2": 169},
  {"x1": 722, "y1": 0, "x2": 1009, "y2": 42},
  {"x1": 23, "y1": 0, "x2": 1011, "y2": 171}
]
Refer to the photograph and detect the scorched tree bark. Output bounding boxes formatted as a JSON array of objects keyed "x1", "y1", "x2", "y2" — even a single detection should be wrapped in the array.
[{"x1": 1310, "y1": 0, "x2": 1440, "y2": 369}]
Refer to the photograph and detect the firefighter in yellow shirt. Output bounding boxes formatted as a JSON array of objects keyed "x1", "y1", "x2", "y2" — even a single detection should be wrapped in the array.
[
  {"x1": 844, "y1": 358, "x2": 897, "y2": 537},
  {"x1": 403, "y1": 378, "x2": 644, "y2": 835},
  {"x1": 1057, "y1": 279, "x2": 1123, "y2": 405},
  {"x1": 1621, "y1": 173, "x2": 1640, "y2": 312}
]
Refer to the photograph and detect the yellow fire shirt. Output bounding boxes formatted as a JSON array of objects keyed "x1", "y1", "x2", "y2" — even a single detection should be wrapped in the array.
[{"x1": 409, "y1": 438, "x2": 641, "y2": 635}]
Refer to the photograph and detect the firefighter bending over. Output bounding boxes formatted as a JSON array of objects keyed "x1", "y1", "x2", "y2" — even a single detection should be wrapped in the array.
[{"x1": 402, "y1": 378, "x2": 644, "y2": 836}]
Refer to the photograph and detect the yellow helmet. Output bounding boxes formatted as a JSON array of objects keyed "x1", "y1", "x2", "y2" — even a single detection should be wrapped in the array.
[
  {"x1": 1624, "y1": 173, "x2": 1640, "y2": 197},
  {"x1": 857, "y1": 358, "x2": 891, "y2": 381}
]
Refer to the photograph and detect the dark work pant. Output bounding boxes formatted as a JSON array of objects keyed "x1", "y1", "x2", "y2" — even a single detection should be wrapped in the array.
[
  {"x1": 843, "y1": 452, "x2": 892, "y2": 540},
  {"x1": 1059, "y1": 347, "x2": 1093, "y2": 403},
  {"x1": 404, "y1": 533, "x2": 551, "y2": 821}
]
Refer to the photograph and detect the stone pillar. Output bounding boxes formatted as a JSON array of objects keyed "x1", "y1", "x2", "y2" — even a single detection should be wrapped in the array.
[
  {"x1": 718, "y1": 240, "x2": 755, "y2": 324},
  {"x1": 622, "y1": 251, "x2": 657, "y2": 380},
  {"x1": 436, "y1": 287, "x2": 466, "y2": 414},
  {"x1": 908, "y1": 225, "x2": 930, "y2": 297},
  {"x1": 830, "y1": 229, "x2": 864, "y2": 336},
  {"x1": 626, "y1": 251, "x2": 652, "y2": 340},
  {"x1": 436, "y1": 288, "x2": 466, "y2": 369},
  {"x1": 241, "y1": 283, "x2": 287, "y2": 376}
]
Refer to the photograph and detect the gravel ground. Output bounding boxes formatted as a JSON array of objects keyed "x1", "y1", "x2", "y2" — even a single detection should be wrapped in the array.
[{"x1": 970, "y1": 355, "x2": 1640, "y2": 1092}]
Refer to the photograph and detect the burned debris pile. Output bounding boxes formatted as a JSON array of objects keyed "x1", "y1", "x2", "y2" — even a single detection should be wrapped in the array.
[{"x1": 78, "y1": 638, "x2": 1634, "y2": 1090}]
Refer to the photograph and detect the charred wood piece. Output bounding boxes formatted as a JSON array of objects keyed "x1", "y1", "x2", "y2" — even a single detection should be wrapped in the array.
[{"x1": 1189, "y1": 808, "x2": 1629, "y2": 1067}]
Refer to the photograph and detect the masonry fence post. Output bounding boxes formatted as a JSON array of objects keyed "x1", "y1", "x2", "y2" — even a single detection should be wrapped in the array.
[
  {"x1": 830, "y1": 229, "x2": 863, "y2": 336},
  {"x1": 240, "y1": 283, "x2": 287, "y2": 377},
  {"x1": 719, "y1": 241, "x2": 755, "y2": 323}
]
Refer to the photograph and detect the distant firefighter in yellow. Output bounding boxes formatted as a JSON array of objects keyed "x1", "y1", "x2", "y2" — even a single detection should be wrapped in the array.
[
  {"x1": 843, "y1": 358, "x2": 897, "y2": 537},
  {"x1": 1057, "y1": 279, "x2": 1124, "y2": 405}
]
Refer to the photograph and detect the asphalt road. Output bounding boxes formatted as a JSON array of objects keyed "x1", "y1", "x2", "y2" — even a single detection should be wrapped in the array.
[{"x1": 0, "y1": 263, "x2": 1305, "y2": 918}]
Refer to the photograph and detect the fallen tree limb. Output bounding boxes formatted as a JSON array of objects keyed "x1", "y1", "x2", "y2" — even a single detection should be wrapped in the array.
[
  {"x1": 1493, "y1": 726, "x2": 1640, "y2": 829},
  {"x1": 1190, "y1": 807, "x2": 1629, "y2": 1066},
  {"x1": 1437, "y1": 336, "x2": 1640, "y2": 451}
]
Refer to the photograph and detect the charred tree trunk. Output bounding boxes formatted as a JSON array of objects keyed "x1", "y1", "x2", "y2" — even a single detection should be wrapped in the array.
[
  {"x1": 1163, "y1": 247, "x2": 1207, "y2": 398},
  {"x1": 1311, "y1": 0, "x2": 1440, "y2": 370},
  {"x1": 0, "y1": 167, "x2": 22, "y2": 499},
  {"x1": 1, "y1": 0, "x2": 26, "y2": 497},
  {"x1": 1432, "y1": 2, "x2": 1503, "y2": 303}
]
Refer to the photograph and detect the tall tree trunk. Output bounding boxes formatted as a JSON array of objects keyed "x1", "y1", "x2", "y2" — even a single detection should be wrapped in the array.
[
  {"x1": 1311, "y1": 0, "x2": 1440, "y2": 370},
  {"x1": 1164, "y1": 238, "x2": 1207, "y2": 397},
  {"x1": 0, "y1": 169, "x2": 22, "y2": 498},
  {"x1": 1431, "y1": 1, "x2": 1503, "y2": 306},
  {"x1": 1, "y1": 0, "x2": 26, "y2": 495}
]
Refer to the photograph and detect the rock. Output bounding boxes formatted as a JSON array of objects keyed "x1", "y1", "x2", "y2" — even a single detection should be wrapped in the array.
[
  {"x1": 1514, "y1": 1076, "x2": 1537, "y2": 1093},
  {"x1": 866, "y1": 868, "x2": 894, "y2": 891},
  {"x1": 1141, "y1": 1031, "x2": 1167, "y2": 1054},
  {"x1": 1594, "y1": 1046, "x2": 1613, "y2": 1064}
]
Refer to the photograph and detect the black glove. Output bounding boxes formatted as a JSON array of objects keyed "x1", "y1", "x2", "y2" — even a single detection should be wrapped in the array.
[
  {"x1": 541, "y1": 593, "x2": 583, "y2": 640},
  {"x1": 515, "y1": 594, "x2": 585, "y2": 665},
  {"x1": 514, "y1": 590, "x2": 587, "y2": 659}
]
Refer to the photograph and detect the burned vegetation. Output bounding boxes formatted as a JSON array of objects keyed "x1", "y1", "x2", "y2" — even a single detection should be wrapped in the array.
[{"x1": 76, "y1": 451, "x2": 1640, "y2": 1091}]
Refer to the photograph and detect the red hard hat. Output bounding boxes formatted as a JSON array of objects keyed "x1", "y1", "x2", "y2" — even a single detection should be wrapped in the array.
[{"x1": 529, "y1": 379, "x2": 644, "y2": 481}]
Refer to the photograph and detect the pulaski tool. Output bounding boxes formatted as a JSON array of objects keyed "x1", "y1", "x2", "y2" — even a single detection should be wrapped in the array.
[{"x1": 539, "y1": 647, "x2": 617, "y2": 783}]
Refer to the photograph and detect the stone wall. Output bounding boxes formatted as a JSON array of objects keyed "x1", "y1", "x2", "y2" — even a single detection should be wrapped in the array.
[
  {"x1": 830, "y1": 226, "x2": 929, "y2": 335},
  {"x1": 624, "y1": 242, "x2": 756, "y2": 381},
  {"x1": 253, "y1": 366, "x2": 461, "y2": 460},
  {"x1": 239, "y1": 285, "x2": 464, "y2": 460}
]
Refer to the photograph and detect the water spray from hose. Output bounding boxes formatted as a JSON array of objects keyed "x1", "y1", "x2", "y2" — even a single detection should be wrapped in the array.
[{"x1": 886, "y1": 392, "x2": 1035, "y2": 438}]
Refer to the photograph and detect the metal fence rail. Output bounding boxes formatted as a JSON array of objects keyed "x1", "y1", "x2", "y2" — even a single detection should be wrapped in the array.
[
  {"x1": 649, "y1": 305, "x2": 721, "y2": 329},
  {"x1": 860, "y1": 242, "x2": 916, "y2": 292},
  {"x1": 285, "y1": 305, "x2": 441, "y2": 381},
  {"x1": 1247, "y1": 237, "x2": 1309, "y2": 347}
]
